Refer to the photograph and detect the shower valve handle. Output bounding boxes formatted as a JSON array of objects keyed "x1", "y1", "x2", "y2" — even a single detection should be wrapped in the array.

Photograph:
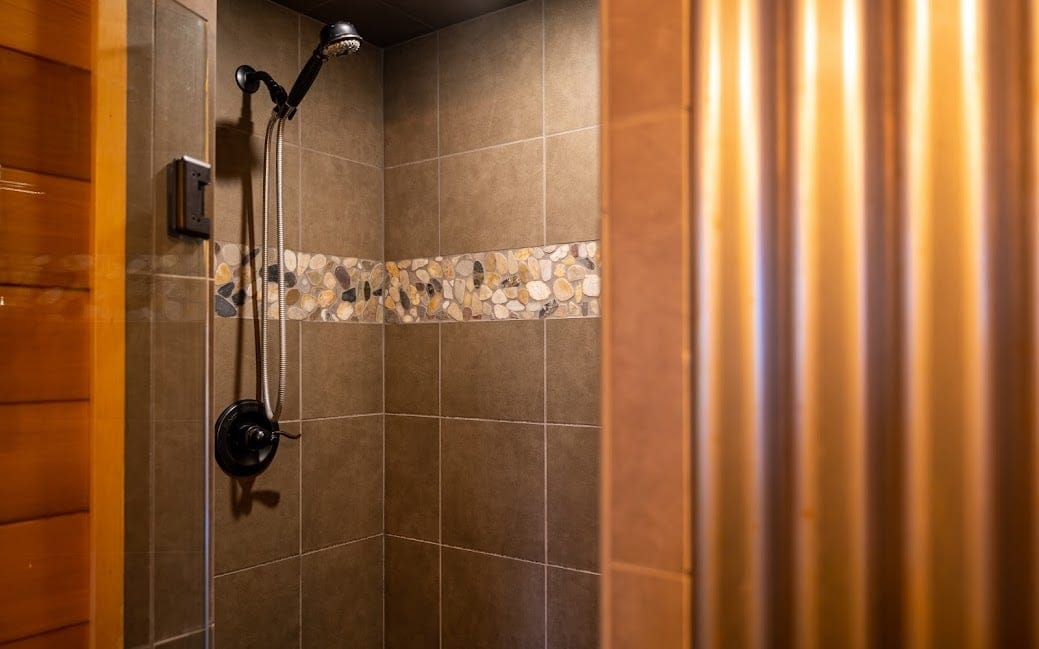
[{"x1": 244, "y1": 424, "x2": 299, "y2": 450}]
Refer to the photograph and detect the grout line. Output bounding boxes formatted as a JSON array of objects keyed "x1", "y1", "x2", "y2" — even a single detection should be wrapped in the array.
[
  {"x1": 382, "y1": 125, "x2": 599, "y2": 170},
  {"x1": 540, "y1": 4, "x2": 549, "y2": 641},
  {"x1": 213, "y1": 533, "x2": 384, "y2": 579},
  {"x1": 385, "y1": 533, "x2": 600, "y2": 576},
  {"x1": 386, "y1": 412, "x2": 601, "y2": 429},
  {"x1": 435, "y1": 31, "x2": 444, "y2": 649}
]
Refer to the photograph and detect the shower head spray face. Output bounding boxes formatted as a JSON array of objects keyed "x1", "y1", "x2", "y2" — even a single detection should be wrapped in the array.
[{"x1": 318, "y1": 21, "x2": 363, "y2": 59}]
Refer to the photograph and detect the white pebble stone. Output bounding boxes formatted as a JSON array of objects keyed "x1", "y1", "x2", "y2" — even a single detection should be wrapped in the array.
[
  {"x1": 550, "y1": 247, "x2": 568, "y2": 261},
  {"x1": 444, "y1": 282, "x2": 454, "y2": 300},
  {"x1": 527, "y1": 280, "x2": 551, "y2": 301},
  {"x1": 309, "y1": 254, "x2": 326, "y2": 269},
  {"x1": 297, "y1": 252, "x2": 310, "y2": 269},
  {"x1": 493, "y1": 304, "x2": 510, "y2": 319},
  {"x1": 284, "y1": 249, "x2": 296, "y2": 271},
  {"x1": 456, "y1": 259, "x2": 474, "y2": 276},
  {"x1": 288, "y1": 306, "x2": 307, "y2": 319},
  {"x1": 491, "y1": 289, "x2": 507, "y2": 304},
  {"x1": 588, "y1": 242, "x2": 598, "y2": 256},
  {"x1": 478, "y1": 285, "x2": 493, "y2": 300},
  {"x1": 447, "y1": 303, "x2": 464, "y2": 321},
  {"x1": 506, "y1": 300, "x2": 525, "y2": 312},
  {"x1": 414, "y1": 258, "x2": 428, "y2": 268},
  {"x1": 578, "y1": 242, "x2": 588, "y2": 257},
  {"x1": 539, "y1": 260, "x2": 553, "y2": 281},
  {"x1": 583, "y1": 275, "x2": 601, "y2": 297},
  {"x1": 224, "y1": 244, "x2": 243, "y2": 266}
]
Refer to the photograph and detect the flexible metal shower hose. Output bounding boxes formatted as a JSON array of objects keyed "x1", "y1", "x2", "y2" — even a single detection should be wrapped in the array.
[{"x1": 259, "y1": 111, "x2": 287, "y2": 422}]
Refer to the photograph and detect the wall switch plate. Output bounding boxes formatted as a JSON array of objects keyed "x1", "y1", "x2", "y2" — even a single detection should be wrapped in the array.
[{"x1": 167, "y1": 155, "x2": 211, "y2": 239}]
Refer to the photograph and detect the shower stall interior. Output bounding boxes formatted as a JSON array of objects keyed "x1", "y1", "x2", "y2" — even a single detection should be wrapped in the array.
[{"x1": 125, "y1": 0, "x2": 601, "y2": 646}]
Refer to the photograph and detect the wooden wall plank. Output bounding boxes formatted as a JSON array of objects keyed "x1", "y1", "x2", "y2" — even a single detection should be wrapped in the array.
[
  {"x1": 0, "y1": 286, "x2": 90, "y2": 403},
  {"x1": 0, "y1": 513, "x2": 90, "y2": 644},
  {"x1": 0, "y1": 0, "x2": 91, "y2": 70},
  {"x1": 0, "y1": 401, "x2": 89, "y2": 525},
  {"x1": 0, "y1": 47, "x2": 91, "y2": 181},
  {"x1": 0, "y1": 168, "x2": 91, "y2": 289},
  {"x1": 0, "y1": 624, "x2": 88, "y2": 649}
]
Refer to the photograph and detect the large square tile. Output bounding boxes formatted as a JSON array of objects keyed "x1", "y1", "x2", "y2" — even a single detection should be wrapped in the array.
[
  {"x1": 385, "y1": 415, "x2": 439, "y2": 540},
  {"x1": 302, "y1": 537, "x2": 383, "y2": 649}
]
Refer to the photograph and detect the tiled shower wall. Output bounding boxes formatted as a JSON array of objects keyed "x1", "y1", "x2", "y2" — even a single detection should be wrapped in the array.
[
  {"x1": 211, "y1": 0, "x2": 385, "y2": 646},
  {"x1": 381, "y1": 1, "x2": 601, "y2": 648}
]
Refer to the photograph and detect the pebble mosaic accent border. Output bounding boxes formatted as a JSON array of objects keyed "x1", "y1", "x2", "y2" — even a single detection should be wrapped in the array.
[{"x1": 213, "y1": 240, "x2": 601, "y2": 323}]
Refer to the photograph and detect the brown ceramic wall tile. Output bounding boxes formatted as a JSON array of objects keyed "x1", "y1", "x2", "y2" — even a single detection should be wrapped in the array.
[
  {"x1": 299, "y1": 16, "x2": 383, "y2": 165},
  {"x1": 384, "y1": 323, "x2": 439, "y2": 415},
  {"x1": 302, "y1": 537, "x2": 383, "y2": 649},
  {"x1": 605, "y1": 0, "x2": 684, "y2": 121},
  {"x1": 215, "y1": 557, "x2": 301, "y2": 649},
  {"x1": 126, "y1": 0, "x2": 155, "y2": 272},
  {"x1": 214, "y1": 316, "x2": 301, "y2": 422},
  {"x1": 547, "y1": 424, "x2": 599, "y2": 571},
  {"x1": 441, "y1": 418, "x2": 544, "y2": 560},
  {"x1": 547, "y1": 567, "x2": 599, "y2": 649},
  {"x1": 216, "y1": 0, "x2": 300, "y2": 143},
  {"x1": 607, "y1": 114, "x2": 687, "y2": 572},
  {"x1": 154, "y1": 550, "x2": 206, "y2": 640},
  {"x1": 124, "y1": 551, "x2": 151, "y2": 646},
  {"x1": 214, "y1": 128, "x2": 301, "y2": 248},
  {"x1": 384, "y1": 161, "x2": 439, "y2": 260},
  {"x1": 214, "y1": 423, "x2": 300, "y2": 573},
  {"x1": 153, "y1": 422, "x2": 205, "y2": 553},
  {"x1": 609, "y1": 568, "x2": 687, "y2": 649},
  {"x1": 385, "y1": 536, "x2": 440, "y2": 649},
  {"x1": 544, "y1": 0, "x2": 600, "y2": 133},
  {"x1": 301, "y1": 415, "x2": 383, "y2": 550},
  {"x1": 300, "y1": 149, "x2": 383, "y2": 259},
  {"x1": 384, "y1": 34, "x2": 438, "y2": 166},
  {"x1": 385, "y1": 415, "x2": 439, "y2": 540},
  {"x1": 153, "y1": 0, "x2": 209, "y2": 278},
  {"x1": 440, "y1": 320, "x2": 544, "y2": 421},
  {"x1": 300, "y1": 322, "x2": 382, "y2": 418},
  {"x1": 437, "y1": 0, "x2": 542, "y2": 153},
  {"x1": 546, "y1": 128, "x2": 600, "y2": 244},
  {"x1": 546, "y1": 317, "x2": 600, "y2": 425},
  {"x1": 439, "y1": 139, "x2": 544, "y2": 254},
  {"x1": 441, "y1": 547, "x2": 545, "y2": 649},
  {"x1": 151, "y1": 276, "x2": 208, "y2": 422}
]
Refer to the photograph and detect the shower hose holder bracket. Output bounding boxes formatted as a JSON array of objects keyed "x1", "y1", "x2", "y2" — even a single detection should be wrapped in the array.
[{"x1": 215, "y1": 399, "x2": 299, "y2": 477}]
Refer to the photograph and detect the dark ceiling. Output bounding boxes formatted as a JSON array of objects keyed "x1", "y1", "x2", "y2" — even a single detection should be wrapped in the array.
[{"x1": 273, "y1": 0, "x2": 527, "y2": 47}]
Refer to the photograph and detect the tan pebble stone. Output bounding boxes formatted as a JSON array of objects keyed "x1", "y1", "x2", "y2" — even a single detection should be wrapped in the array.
[
  {"x1": 318, "y1": 290, "x2": 336, "y2": 307},
  {"x1": 493, "y1": 304, "x2": 510, "y2": 319},
  {"x1": 504, "y1": 287, "x2": 519, "y2": 299},
  {"x1": 526, "y1": 301, "x2": 541, "y2": 312},
  {"x1": 563, "y1": 255, "x2": 575, "y2": 265},
  {"x1": 495, "y1": 252, "x2": 508, "y2": 272},
  {"x1": 567, "y1": 265, "x2": 587, "y2": 281},
  {"x1": 399, "y1": 270, "x2": 410, "y2": 285},
  {"x1": 533, "y1": 247, "x2": 545, "y2": 259},
  {"x1": 307, "y1": 270, "x2": 322, "y2": 285},
  {"x1": 568, "y1": 302, "x2": 582, "y2": 316},
  {"x1": 574, "y1": 284, "x2": 584, "y2": 303},
  {"x1": 516, "y1": 247, "x2": 532, "y2": 260},
  {"x1": 385, "y1": 295, "x2": 396, "y2": 309},
  {"x1": 554, "y1": 263, "x2": 566, "y2": 278},
  {"x1": 507, "y1": 255, "x2": 519, "y2": 274},
  {"x1": 478, "y1": 285, "x2": 492, "y2": 300},
  {"x1": 466, "y1": 278, "x2": 476, "y2": 291},
  {"x1": 387, "y1": 261, "x2": 399, "y2": 276},
  {"x1": 417, "y1": 269, "x2": 430, "y2": 282},
  {"x1": 527, "y1": 280, "x2": 551, "y2": 300},
  {"x1": 583, "y1": 274, "x2": 601, "y2": 297},
  {"x1": 288, "y1": 306, "x2": 307, "y2": 320},
  {"x1": 414, "y1": 258, "x2": 428, "y2": 268},
  {"x1": 447, "y1": 303, "x2": 464, "y2": 321},
  {"x1": 463, "y1": 292, "x2": 472, "y2": 308},
  {"x1": 442, "y1": 263, "x2": 455, "y2": 279},
  {"x1": 428, "y1": 263, "x2": 442, "y2": 278},
  {"x1": 485, "y1": 271, "x2": 501, "y2": 287},
  {"x1": 215, "y1": 263, "x2": 232, "y2": 284},
  {"x1": 444, "y1": 282, "x2": 454, "y2": 300},
  {"x1": 343, "y1": 257, "x2": 358, "y2": 268},
  {"x1": 301, "y1": 294, "x2": 318, "y2": 310},
  {"x1": 519, "y1": 288, "x2": 530, "y2": 304},
  {"x1": 309, "y1": 254, "x2": 327, "y2": 269},
  {"x1": 428, "y1": 295, "x2": 442, "y2": 312},
  {"x1": 323, "y1": 272, "x2": 337, "y2": 289},
  {"x1": 297, "y1": 252, "x2": 311, "y2": 268},
  {"x1": 454, "y1": 279, "x2": 466, "y2": 296},
  {"x1": 484, "y1": 253, "x2": 496, "y2": 271},
  {"x1": 588, "y1": 242, "x2": 598, "y2": 256},
  {"x1": 456, "y1": 259, "x2": 474, "y2": 276},
  {"x1": 407, "y1": 285, "x2": 420, "y2": 303},
  {"x1": 491, "y1": 289, "x2": 507, "y2": 304},
  {"x1": 370, "y1": 269, "x2": 385, "y2": 287},
  {"x1": 588, "y1": 299, "x2": 600, "y2": 315},
  {"x1": 223, "y1": 243, "x2": 243, "y2": 266},
  {"x1": 553, "y1": 278, "x2": 574, "y2": 300},
  {"x1": 482, "y1": 303, "x2": 492, "y2": 316}
]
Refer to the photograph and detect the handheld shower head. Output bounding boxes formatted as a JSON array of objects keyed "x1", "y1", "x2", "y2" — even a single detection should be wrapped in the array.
[
  {"x1": 235, "y1": 21, "x2": 362, "y2": 119},
  {"x1": 281, "y1": 21, "x2": 362, "y2": 117}
]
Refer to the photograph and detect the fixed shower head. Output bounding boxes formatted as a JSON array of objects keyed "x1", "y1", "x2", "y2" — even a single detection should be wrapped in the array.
[
  {"x1": 235, "y1": 21, "x2": 363, "y2": 119},
  {"x1": 317, "y1": 21, "x2": 363, "y2": 59}
]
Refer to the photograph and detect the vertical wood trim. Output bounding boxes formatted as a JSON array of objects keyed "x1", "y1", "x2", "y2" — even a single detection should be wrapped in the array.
[{"x1": 90, "y1": 0, "x2": 126, "y2": 646}]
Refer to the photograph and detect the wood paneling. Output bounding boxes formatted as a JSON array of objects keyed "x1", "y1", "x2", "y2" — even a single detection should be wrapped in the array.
[
  {"x1": 0, "y1": 624, "x2": 88, "y2": 649},
  {"x1": 0, "y1": 286, "x2": 90, "y2": 403},
  {"x1": 0, "y1": 47, "x2": 91, "y2": 181},
  {"x1": 0, "y1": 401, "x2": 89, "y2": 525},
  {"x1": 0, "y1": 168, "x2": 91, "y2": 289},
  {"x1": 0, "y1": 0, "x2": 91, "y2": 70},
  {"x1": 0, "y1": 513, "x2": 90, "y2": 644}
]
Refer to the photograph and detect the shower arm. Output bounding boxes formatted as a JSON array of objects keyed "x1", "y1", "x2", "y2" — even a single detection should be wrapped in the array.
[{"x1": 235, "y1": 65, "x2": 288, "y2": 113}]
